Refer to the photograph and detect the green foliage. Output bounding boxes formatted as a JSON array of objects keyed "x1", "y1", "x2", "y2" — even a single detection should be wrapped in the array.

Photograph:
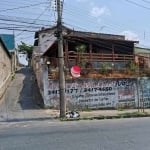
[
  {"x1": 76, "y1": 44, "x2": 87, "y2": 68},
  {"x1": 76, "y1": 44, "x2": 86, "y2": 53},
  {"x1": 101, "y1": 63, "x2": 110, "y2": 74},
  {"x1": 11, "y1": 74, "x2": 15, "y2": 80},
  {"x1": 18, "y1": 41, "x2": 33, "y2": 59},
  {"x1": 126, "y1": 61, "x2": 137, "y2": 73},
  {"x1": 118, "y1": 111, "x2": 149, "y2": 118}
]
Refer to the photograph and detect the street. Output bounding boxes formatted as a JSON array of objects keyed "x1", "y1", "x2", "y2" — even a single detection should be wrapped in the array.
[
  {"x1": 1, "y1": 67, "x2": 150, "y2": 150},
  {"x1": 1, "y1": 0, "x2": 150, "y2": 150},
  {"x1": 0, "y1": 118, "x2": 150, "y2": 150}
]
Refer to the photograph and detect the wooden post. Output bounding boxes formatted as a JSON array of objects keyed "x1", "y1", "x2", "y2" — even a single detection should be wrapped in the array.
[
  {"x1": 112, "y1": 44, "x2": 115, "y2": 62},
  {"x1": 64, "y1": 39, "x2": 69, "y2": 67},
  {"x1": 89, "y1": 43, "x2": 92, "y2": 63}
]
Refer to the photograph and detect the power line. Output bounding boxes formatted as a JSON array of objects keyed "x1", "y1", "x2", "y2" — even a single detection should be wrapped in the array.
[
  {"x1": 0, "y1": 0, "x2": 47, "y2": 6},
  {"x1": 0, "y1": 2, "x2": 48, "y2": 12},
  {"x1": 142, "y1": 0, "x2": 150, "y2": 4},
  {"x1": 125, "y1": 0, "x2": 150, "y2": 11},
  {"x1": 1, "y1": 9, "x2": 53, "y2": 18},
  {"x1": 0, "y1": 15, "x2": 54, "y2": 26},
  {"x1": 0, "y1": 3, "x2": 54, "y2": 19},
  {"x1": 62, "y1": 4, "x2": 127, "y2": 33},
  {"x1": 0, "y1": 27, "x2": 35, "y2": 32},
  {"x1": 15, "y1": 6, "x2": 50, "y2": 37},
  {"x1": 0, "y1": 22, "x2": 44, "y2": 29}
]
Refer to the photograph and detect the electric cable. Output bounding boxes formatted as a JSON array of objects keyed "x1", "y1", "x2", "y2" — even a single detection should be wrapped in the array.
[{"x1": 0, "y1": 2, "x2": 48, "y2": 12}]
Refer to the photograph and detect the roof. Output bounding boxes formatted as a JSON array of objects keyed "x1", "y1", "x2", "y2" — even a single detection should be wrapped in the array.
[
  {"x1": 34, "y1": 25, "x2": 130, "y2": 46},
  {"x1": 65, "y1": 34, "x2": 138, "y2": 44},
  {"x1": 34, "y1": 25, "x2": 138, "y2": 56},
  {"x1": 135, "y1": 46, "x2": 150, "y2": 54},
  {"x1": 34, "y1": 25, "x2": 71, "y2": 46},
  {"x1": 0, "y1": 34, "x2": 15, "y2": 50},
  {"x1": 35, "y1": 25, "x2": 126, "y2": 39},
  {"x1": 67, "y1": 30, "x2": 125, "y2": 41},
  {"x1": 0, "y1": 37, "x2": 11, "y2": 58}
]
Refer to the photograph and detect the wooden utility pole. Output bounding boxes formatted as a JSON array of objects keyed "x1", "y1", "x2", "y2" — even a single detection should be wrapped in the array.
[{"x1": 56, "y1": 0, "x2": 66, "y2": 118}]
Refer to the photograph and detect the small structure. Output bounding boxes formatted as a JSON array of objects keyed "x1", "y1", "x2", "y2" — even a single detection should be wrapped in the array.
[
  {"x1": 17, "y1": 51, "x2": 29, "y2": 67},
  {"x1": 0, "y1": 37, "x2": 12, "y2": 99},
  {"x1": 0, "y1": 34, "x2": 17, "y2": 73},
  {"x1": 134, "y1": 46, "x2": 150, "y2": 70}
]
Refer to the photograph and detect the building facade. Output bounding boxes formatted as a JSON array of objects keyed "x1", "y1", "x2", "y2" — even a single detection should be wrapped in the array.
[
  {"x1": 0, "y1": 38, "x2": 12, "y2": 99},
  {"x1": 33, "y1": 26, "x2": 141, "y2": 109}
]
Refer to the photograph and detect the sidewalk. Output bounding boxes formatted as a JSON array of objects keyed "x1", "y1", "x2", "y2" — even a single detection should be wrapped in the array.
[
  {"x1": 44, "y1": 108, "x2": 150, "y2": 119},
  {"x1": 0, "y1": 67, "x2": 57, "y2": 122},
  {"x1": 0, "y1": 67, "x2": 150, "y2": 122}
]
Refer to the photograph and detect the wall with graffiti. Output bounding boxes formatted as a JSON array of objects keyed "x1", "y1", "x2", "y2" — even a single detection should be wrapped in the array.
[
  {"x1": 138, "y1": 78, "x2": 150, "y2": 108},
  {"x1": 43, "y1": 78, "x2": 140, "y2": 109}
]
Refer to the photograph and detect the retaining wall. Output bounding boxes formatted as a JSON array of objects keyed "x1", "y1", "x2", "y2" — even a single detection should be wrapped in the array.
[{"x1": 42, "y1": 76, "x2": 150, "y2": 109}]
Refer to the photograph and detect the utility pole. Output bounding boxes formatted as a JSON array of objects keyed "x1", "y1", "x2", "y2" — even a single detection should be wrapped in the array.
[{"x1": 56, "y1": 0, "x2": 66, "y2": 118}]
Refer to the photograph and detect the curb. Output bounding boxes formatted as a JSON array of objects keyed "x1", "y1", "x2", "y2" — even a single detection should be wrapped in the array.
[{"x1": 60, "y1": 112, "x2": 150, "y2": 121}]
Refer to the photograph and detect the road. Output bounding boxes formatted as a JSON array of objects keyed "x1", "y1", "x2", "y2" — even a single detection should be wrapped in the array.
[
  {"x1": 0, "y1": 118, "x2": 150, "y2": 150},
  {"x1": 1, "y1": 68, "x2": 150, "y2": 150}
]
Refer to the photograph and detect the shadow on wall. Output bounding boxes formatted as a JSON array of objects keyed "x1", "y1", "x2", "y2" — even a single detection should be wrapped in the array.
[{"x1": 16, "y1": 67, "x2": 44, "y2": 110}]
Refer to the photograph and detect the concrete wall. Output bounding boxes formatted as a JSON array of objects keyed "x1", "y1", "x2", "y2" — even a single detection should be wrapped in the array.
[
  {"x1": 10, "y1": 50, "x2": 17, "y2": 74},
  {"x1": 35, "y1": 60, "x2": 150, "y2": 110},
  {"x1": 0, "y1": 42, "x2": 12, "y2": 99},
  {"x1": 17, "y1": 52, "x2": 28, "y2": 66},
  {"x1": 39, "y1": 31, "x2": 57, "y2": 53},
  {"x1": 135, "y1": 47, "x2": 150, "y2": 54},
  {"x1": 33, "y1": 40, "x2": 149, "y2": 109},
  {"x1": 134, "y1": 47, "x2": 150, "y2": 68},
  {"x1": 139, "y1": 78, "x2": 150, "y2": 108}
]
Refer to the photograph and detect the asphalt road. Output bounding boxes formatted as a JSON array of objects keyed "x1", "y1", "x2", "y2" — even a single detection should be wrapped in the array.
[{"x1": 0, "y1": 118, "x2": 150, "y2": 150}]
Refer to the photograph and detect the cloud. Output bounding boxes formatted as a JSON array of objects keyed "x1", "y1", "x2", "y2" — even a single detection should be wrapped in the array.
[
  {"x1": 90, "y1": 6, "x2": 110, "y2": 18},
  {"x1": 120, "y1": 30, "x2": 139, "y2": 41}
]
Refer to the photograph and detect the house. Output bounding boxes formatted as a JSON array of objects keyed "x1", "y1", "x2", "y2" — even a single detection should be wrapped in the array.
[
  {"x1": 0, "y1": 37, "x2": 12, "y2": 99},
  {"x1": 33, "y1": 26, "x2": 141, "y2": 109},
  {"x1": 34, "y1": 26, "x2": 138, "y2": 78},
  {"x1": 134, "y1": 46, "x2": 150, "y2": 69},
  {"x1": 0, "y1": 34, "x2": 17, "y2": 73},
  {"x1": 17, "y1": 51, "x2": 28, "y2": 67}
]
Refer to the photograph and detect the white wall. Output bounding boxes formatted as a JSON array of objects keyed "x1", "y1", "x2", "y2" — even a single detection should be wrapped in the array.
[
  {"x1": 39, "y1": 30, "x2": 57, "y2": 53},
  {"x1": 17, "y1": 52, "x2": 28, "y2": 66}
]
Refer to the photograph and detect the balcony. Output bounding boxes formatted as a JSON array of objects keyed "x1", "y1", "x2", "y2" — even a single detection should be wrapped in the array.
[{"x1": 64, "y1": 52, "x2": 134, "y2": 63}]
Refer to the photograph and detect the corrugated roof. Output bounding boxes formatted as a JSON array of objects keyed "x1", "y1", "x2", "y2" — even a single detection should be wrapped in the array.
[
  {"x1": 0, "y1": 34, "x2": 15, "y2": 50},
  {"x1": 35, "y1": 25, "x2": 138, "y2": 56},
  {"x1": 0, "y1": 37, "x2": 11, "y2": 58}
]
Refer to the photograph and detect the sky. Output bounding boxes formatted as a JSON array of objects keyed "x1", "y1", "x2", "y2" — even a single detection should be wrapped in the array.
[{"x1": 0, "y1": 0, "x2": 150, "y2": 48}]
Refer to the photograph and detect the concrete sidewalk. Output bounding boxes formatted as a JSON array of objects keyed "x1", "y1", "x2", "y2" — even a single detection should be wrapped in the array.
[
  {"x1": 0, "y1": 67, "x2": 149, "y2": 122},
  {"x1": 44, "y1": 108, "x2": 149, "y2": 119},
  {"x1": 0, "y1": 67, "x2": 56, "y2": 122}
]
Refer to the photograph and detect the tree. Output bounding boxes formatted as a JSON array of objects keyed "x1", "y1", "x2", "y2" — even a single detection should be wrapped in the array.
[{"x1": 18, "y1": 41, "x2": 33, "y2": 59}]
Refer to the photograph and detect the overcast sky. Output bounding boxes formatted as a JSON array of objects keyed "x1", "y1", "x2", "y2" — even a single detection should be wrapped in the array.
[{"x1": 0, "y1": 0, "x2": 150, "y2": 48}]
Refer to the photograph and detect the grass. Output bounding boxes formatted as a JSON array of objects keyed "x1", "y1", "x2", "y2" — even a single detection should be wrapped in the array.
[
  {"x1": 60, "y1": 111, "x2": 150, "y2": 121},
  {"x1": 79, "y1": 108, "x2": 92, "y2": 112},
  {"x1": 118, "y1": 111, "x2": 149, "y2": 118},
  {"x1": 116, "y1": 107, "x2": 126, "y2": 111},
  {"x1": 11, "y1": 74, "x2": 15, "y2": 80}
]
